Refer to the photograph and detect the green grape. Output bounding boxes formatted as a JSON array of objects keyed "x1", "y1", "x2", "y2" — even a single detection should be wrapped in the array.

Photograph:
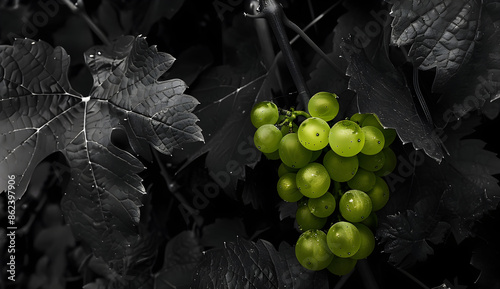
[
  {"x1": 360, "y1": 126, "x2": 385, "y2": 155},
  {"x1": 253, "y1": 124, "x2": 282, "y2": 153},
  {"x1": 327, "y1": 255, "x2": 357, "y2": 276},
  {"x1": 323, "y1": 150, "x2": 359, "y2": 182},
  {"x1": 366, "y1": 177, "x2": 390, "y2": 211},
  {"x1": 375, "y1": 147, "x2": 397, "y2": 176},
  {"x1": 350, "y1": 113, "x2": 368, "y2": 125},
  {"x1": 298, "y1": 117, "x2": 330, "y2": 151},
  {"x1": 327, "y1": 221, "x2": 361, "y2": 258},
  {"x1": 351, "y1": 223, "x2": 375, "y2": 260},
  {"x1": 295, "y1": 230, "x2": 334, "y2": 271},
  {"x1": 308, "y1": 192, "x2": 336, "y2": 218},
  {"x1": 308, "y1": 92, "x2": 340, "y2": 121},
  {"x1": 296, "y1": 203, "x2": 327, "y2": 231},
  {"x1": 263, "y1": 150, "x2": 280, "y2": 160},
  {"x1": 361, "y1": 211, "x2": 378, "y2": 230},
  {"x1": 279, "y1": 133, "x2": 313, "y2": 169},
  {"x1": 277, "y1": 173, "x2": 303, "y2": 202},
  {"x1": 296, "y1": 163, "x2": 331, "y2": 198},
  {"x1": 278, "y1": 163, "x2": 298, "y2": 178},
  {"x1": 329, "y1": 120, "x2": 365, "y2": 157},
  {"x1": 358, "y1": 151, "x2": 386, "y2": 172},
  {"x1": 347, "y1": 168, "x2": 376, "y2": 192},
  {"x1": 339, "y1": 190, "x2": 372, "y2": 222},
  {"x1": 250, "y1": 101, "x2": 279, "y2": 128},
  {"x1": 361, "y1": 114, "x2": 396, "y2": 148}
]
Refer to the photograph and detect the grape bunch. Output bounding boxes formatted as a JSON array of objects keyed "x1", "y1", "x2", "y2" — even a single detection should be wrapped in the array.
[{"x1": 250, "y1": 92, "x2": 397, "y2": 276}]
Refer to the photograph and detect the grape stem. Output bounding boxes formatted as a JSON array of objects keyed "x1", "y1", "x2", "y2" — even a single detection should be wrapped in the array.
[
  {"x1": 59, "y1": 0, "x2": 111, "y2": 46},
  {"x1": 245, "y1": 0, "x2": 310, "y2": 109}
]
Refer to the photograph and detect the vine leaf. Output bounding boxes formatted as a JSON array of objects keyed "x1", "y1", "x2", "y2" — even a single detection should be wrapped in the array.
[
  {"x1": 378, "y1": 116, "x2": 500, "y2": 266},
  {"x1": 191, "y1": 237, "x2": 328, "y2": 289},
  {"x1": 155, "y1": 230, "x2": 203, "y2": 289},
  {"x1": 378, "y1": 198, "x2": 451, "y2": 268},
  {"x1": 341, "y1": 39, "x2": 444, "y2": 161},
  {"x1": 432, "y1": 1, "x2": 500, "y2": 125},
  {"x1": 387, "y1": 0, "x2": 482, "y2": 90},
  {"x1": 0, "y1": 36, "x2": 203, "y2": 275}
]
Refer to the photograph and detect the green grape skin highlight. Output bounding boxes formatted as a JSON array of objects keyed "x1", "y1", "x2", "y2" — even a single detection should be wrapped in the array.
[
  {"x1": 323, "y1": 150, "x2": 359, "y2": 182},
  {"x1": 308, "y1": 92, "x2": 339, "y2": 121},
  {"x1": 296, "y1": 204, "x2": 327, "y2": 231},
  {"x1": 279, "y1": 133, "x2": 312, "y2": 169},
  {"x1": 360, "y1": 126, "x2": 385, "y2": 155},
  {"x1": 250, "y1": 101, "x2": 279, "y2": 128},
  {"x1": 298, "y1": 117, "x2": 330, "y2": 151},
  {"x1": 295, "y1": 230, "x2": 334, "y2": 271},
  {"x1": 358, "y1": 151, "x2": 386, "y2": 172},
  {"x1": 329, "y1": 120, "x2": 365, "y2": 157},
  {"x1": 327, "y1": 255, "x2": 357, "y2": 276},
  {"x1": 296, "y1": 162, "x2": 331, "y2": 198},
  {"x1": 366, "y1": 177, "x2": 390, "y2": 211},
  {"x1": 351, "y1": 223, "x2": 375, "y2": 260},
  {"x1": 253, "y1": 124, "x2": 282, "y2": 153},
  {"x1": 308, "y1": 192, "x2": 336, "y2": 218},
  {"x1": 327, "y1": 221, "x2": 361, "y2": 258},
  {"x1": 277, "y1": 173, "x2": 303, "y2": 202},
  {"x1": 347, "y1": 168, "x2": 376, "y2": 192},
  {"x1": 339, "y1": 190, "x2": 372, "y2": 223}
]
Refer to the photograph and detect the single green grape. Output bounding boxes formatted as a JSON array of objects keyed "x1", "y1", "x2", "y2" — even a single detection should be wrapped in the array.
[
  {"x1": 308, "y1": 92, "x2": 340, "y2": 121},
  {"x1": 278, "y1": 163, "x2": 299, "y2": 178},
  {"x1": 253, "y1": 124, "x2": 282, "y2": 153},
  {"x1": 277, "y1": 173, "x2": 303, "y2": 202},
  {"x1": 339, "y1": 190, "x2": 372, "y2": 222},
  {"x1": 360, "y1": 126, "x2": 385, "y2": 155},
  {"x1": 250, "y1": 101, "x2": 279, "y2": 128},
  {"x1": 298, "y1": 117, "x2": 330, "y2": 151},
  {"x1": 329, "y1": 120, "x2": 365, "y2": 157},
  {"x1": 279, "y1": 133, "x2": 313, "y2": 169},
  {"x1": 308, "y1": 192, "x2": 336, "y2": 218},
  {"x1": 295, "y1": 230, "x2": 334, "y2": 271},
  {"x1": 361, "y1": 114, "x2": 396, "y2": 148},
  {"x1": 327, "y1": 221, "x2": 361, "y2": 258},
  {"x1": 366, "y1": 177, "x2": 390, "y2": 211},
  {"x1": 327, "y1": 255, "x2": 357, "y2": 276},
  {"x1": 351, "y1": 223, "x2": 375, "y2": 260},
  {"x1": 263, "y1": 150, "x2": 280, "y2": 160},
  {"x1": 375, "y1": 147, "x2": 397, "y2": 176},
  {"x1": 347, "y1": 168, "x2": 376, "y2": 192},
  {"x1": 350, "y1": 113, "x2": 368, "y2": 125},
  {"x1": 358, "y1": 151, "x2": 386, "y2": 172},
  {"x1": 323, "y1": 150, "x2": 359, "y2": 182},
  {"x1": 361, "y1": 211, "x2": 378, "y2": 230},
  {"x1": 296, "y1": 204, "x2": 327, "y2": 231},
  {"x1": 296, "y1": 162, "x2": 331, "y2": 198}
]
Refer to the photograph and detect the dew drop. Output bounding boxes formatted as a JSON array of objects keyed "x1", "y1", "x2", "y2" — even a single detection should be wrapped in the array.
[
  {"x1": 97, "y1": 51, "x2": 102, "y2": 55},
  {"x1": 89, "y1": 54, "x2": 94, "y2": 58}
]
